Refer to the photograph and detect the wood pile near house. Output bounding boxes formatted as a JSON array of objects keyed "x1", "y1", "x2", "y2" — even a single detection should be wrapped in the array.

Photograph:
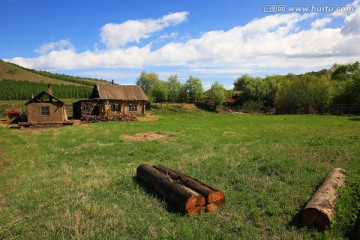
[
  {"x1": 136, "y1": 164, "x2": 225, "y2": 216},
  {"x1": 81, "y1": 113, "x2": 138, "y2": 122}
]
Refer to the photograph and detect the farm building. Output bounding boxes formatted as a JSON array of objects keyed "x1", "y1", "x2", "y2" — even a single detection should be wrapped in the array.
[
  {"x1": 73, "y1": 84, "x2": 149, "y2": 119},
  {"x1": 25, "y1": 85, "x2": 68, "y2": 125}
]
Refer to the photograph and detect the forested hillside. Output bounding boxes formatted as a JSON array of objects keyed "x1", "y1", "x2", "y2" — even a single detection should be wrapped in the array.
[
  {"x1": 0, "y1": 80, "x2": 92, "y2": 100},
  {"x1": 0, "y1": 60, "x2": 109, "y2": 100},
  {"x1": 5, "y1": 61, "x2": 109, "y2": 86}
]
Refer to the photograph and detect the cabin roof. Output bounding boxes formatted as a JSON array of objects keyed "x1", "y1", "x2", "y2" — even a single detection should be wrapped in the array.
[
  {"x1": 25, "y1": 91, "x2": 64, "y2": 105},
  {"x1": 90, "y1": 84, "x2": 149, "y2": 101}
]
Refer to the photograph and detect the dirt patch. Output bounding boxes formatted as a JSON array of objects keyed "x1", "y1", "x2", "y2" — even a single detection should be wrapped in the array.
[
  {"x1": 10, "y1": 127, "x2": 56, "y2": 135},
  {"x1": 122, "y1": 132, "x2": 176, "y2": 142},
  {"x1": 137, "y1": 114, "x2": 160, "y2": 122}
]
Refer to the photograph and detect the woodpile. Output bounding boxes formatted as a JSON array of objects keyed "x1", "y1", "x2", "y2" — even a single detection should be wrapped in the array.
[
  {"x1": 301, "y1": 168, "x2": 346, "y2": 230},
  {"x1": 136, "y1": 164, "x2": 225, "y2": 216},
  {"x1": 81, "y1": 113, "x2": 138, "y2": 123}
]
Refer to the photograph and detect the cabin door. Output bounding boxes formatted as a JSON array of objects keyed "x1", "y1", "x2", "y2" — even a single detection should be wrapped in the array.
[{"x1": 92, "y1": 105, "x2": 101, "y2": 115}]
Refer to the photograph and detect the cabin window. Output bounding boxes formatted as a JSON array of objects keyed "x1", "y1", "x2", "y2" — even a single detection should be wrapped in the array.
[
  {"x1": 40, "y1": 106, "x2": 50, "y2": 116},
  {"x1": 129, "y1": 103, "x2": 137, "y2": 112},
  {"x1": 84, "y1": 104, "x2": 93, "y2": 112},
  {"x1": 112, "y1": 104, "x2": 120, "y2": 112}
]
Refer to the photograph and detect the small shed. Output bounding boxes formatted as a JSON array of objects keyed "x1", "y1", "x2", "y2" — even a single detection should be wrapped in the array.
[
  {"x1": 25, "y1": 86, "x2": 68, "y2": 125},
  {"x1": 73, "y1": 84, "x2": 149, "y2": 119}
]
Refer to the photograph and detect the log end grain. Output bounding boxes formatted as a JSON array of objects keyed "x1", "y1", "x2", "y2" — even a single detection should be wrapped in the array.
[
  {"x1": 206, "y1": 203, "x2": 219, "y2": 212},
  {"x1": 208, "y1": 191, "x2": 225, "y2": 206},
  {"x1": 185, "y1": 195, "x2": 206, "y2": 216},
  {"x1": 301, "y1": 208, "x2": 331, "y2": 230}
]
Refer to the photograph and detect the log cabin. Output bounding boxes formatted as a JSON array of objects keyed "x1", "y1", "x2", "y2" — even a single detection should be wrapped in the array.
[
  {"x1": 25, "y1": 85, "x2": 68, "y2": 126},
  {"x1": 73, "y1": 84, "x2": 149, "y2": 119}
]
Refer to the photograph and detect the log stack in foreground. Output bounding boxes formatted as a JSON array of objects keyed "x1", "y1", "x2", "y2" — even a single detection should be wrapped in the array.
[
  {"x1": 136, "y1": 164, "x2": 225, "y2": 216},
  {"x1": 301, "y1": 168, "x2": 346, "y2": 230},
  {"x1": 154, "y1": 164, "x2": 225, "y2": 212}
]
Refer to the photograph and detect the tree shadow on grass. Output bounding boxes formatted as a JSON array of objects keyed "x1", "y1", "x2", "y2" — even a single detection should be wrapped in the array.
[
  {"x1": 132, "y1": 176, "x2": 185, "y2": 216},
  {"x1": 287, "y1": 180, "x2": 324, "y2": 231},
  {"x1": 349, "y1": 117, "x2": 360, "y2": 121},
  {"x1": 287, "y1": 202, "x2": 308, "y2": 230}
]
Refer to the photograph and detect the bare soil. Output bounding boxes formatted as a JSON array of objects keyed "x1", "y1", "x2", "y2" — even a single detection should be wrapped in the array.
[{"x1": 122, "y1": 132, "x2": 176, "y2": 142}]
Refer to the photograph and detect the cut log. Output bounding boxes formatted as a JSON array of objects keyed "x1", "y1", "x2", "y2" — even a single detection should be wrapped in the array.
[
  {"x1": 356, "y1": 210, "x2": 360, "y2": 238},
  {"x1": 301, "y1": 168, "x2": 346, "y2": 230},
  {"x1": 153, "y1": 164, "x2": 225, "y2": 211},
  {"x1": 136, "y1": 164, "x2": 206, "y2": 216}
]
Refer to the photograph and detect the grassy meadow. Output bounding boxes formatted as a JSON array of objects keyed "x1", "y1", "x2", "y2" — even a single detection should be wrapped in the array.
[{"x1": 0, "y1": 108, "x2": 360, "y2": 239}]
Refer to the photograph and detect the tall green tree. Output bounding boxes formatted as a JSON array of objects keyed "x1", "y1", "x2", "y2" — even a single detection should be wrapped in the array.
[
  {"x1": 167, "y1": 75, "x2": 182, "y2": 102},
  {"x1": 233, "y1": 74, "x2": 258, "y2": 91},
  {"x1": 152, "y1": 80, "x2": 169, "y2": 103},
  {"x1": 136, "y1": 71, "x2": 160, "y2": 96},
  {"x1": 207, "y1": 81, "x2": 226, "y2": 110},
  {"x1": 184, "y1": 76, "x2": 204, "y2": 103},
  {"x1": 275, "y1": 75, "x2": 333, "y2": 113}
]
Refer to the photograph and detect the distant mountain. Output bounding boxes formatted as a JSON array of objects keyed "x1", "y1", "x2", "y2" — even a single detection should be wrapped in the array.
[{"x1": 0, "y1": 60, "x2": 111, "y2": 86}]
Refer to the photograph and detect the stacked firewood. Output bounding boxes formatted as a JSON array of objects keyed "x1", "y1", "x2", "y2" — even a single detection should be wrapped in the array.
[
  {"x1": 136, "y1": 164, "x2": 225, "y2": 216},
  {"x1": 81, "y1": 113, "x2": 138, "y2": 123}
]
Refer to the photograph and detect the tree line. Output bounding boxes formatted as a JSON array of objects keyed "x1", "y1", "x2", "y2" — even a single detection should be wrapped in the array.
[
  {"x1": 233, "y1": 62, "x2": 360, "y2": 113},
  {"x1": 5, "y1": 61, "x2": 109, "y2": 86},
  {"x1": 0, "y1": 80, "x2": 92, "y2": 100},
  {"x1": 137, "y1": 62, "x2": 360, "y2": 113},
  {"x1": 136, "y1": 72, "x2": 229, "y2": 109}
]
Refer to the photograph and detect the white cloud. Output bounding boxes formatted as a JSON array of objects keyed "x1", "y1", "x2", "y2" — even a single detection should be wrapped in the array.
[
  {"x1": 35, "y1": 39, "x2": 75, "y2": 55},
  {"x1": 311, "y1": 18, "x2": 332, "y2": 29},
  {"x1": 100, "y1": 11, "x2": 188, "y2": 48},
  {"x1": 11, "y1": 46, "x2": 151, "y2": 70},
  {"x1": 148, "y1": 13, "x2": 355, "y2": 68},
  {"x1": 6, "y1": 10, "x2": 360, "y2": 77},
  {"x1": 332, "y1": 0, "x2": 359, "y2": 17},
  {"x1": 341, "y1": 7, "x2": 360, "y2": 35}
]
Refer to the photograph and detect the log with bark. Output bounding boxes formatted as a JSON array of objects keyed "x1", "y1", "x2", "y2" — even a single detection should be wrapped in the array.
[
  {"x1": 356, "y1": 210, "x2": 360, "y2": 238},
  {"x1": 136, "y1": 164, "x2": 206, "y2": 216},
  {"x1": 153, "y1": 164, "x2": 225, "y2": 211},
  {"x1": 301, "y1": 168, "x2": 346, "y2": 230}
]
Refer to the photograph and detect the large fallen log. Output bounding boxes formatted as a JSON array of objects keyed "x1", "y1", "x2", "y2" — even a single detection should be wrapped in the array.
[
  {"x1": 136, "y1": 164, "x2": 206, "y2": 216},
  {"x1": 301, "y1": 168, "x2": 346, "y2": 230},
  {"x1": 153, "y1": 164, "x2": 225, "y2": 211},
  {"x1": 356, "y1": 211, "x2": 360, "y2": 238}
]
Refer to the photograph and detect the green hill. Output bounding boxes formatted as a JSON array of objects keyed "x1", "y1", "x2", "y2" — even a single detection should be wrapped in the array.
[
  {"x1": 0, "y1": 60, "x2": 110, "y2": 86},
  {"x1": 0, "y1": 60, "x2": 115, "y2": 100}
]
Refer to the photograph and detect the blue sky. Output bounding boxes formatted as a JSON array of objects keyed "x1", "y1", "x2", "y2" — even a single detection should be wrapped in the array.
[{"x1": 1, "y1": 0, "x2": 359, "y2": 89}]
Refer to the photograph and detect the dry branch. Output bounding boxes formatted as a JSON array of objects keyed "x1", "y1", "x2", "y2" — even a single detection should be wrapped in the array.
[
  {"x1": 136, "y1": 164, "x2": 206, "y2": 216},
  {"x1": 153, "y1": 164, "x2": 225, "y2": 211},
  {"x1": 301, "y1": 168, "x2": 346, "y2": 230}
]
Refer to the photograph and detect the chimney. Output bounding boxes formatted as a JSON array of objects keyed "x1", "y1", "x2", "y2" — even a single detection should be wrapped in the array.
[{"x1": 48, "y1": 84, "x2": 52, "y2": 95}]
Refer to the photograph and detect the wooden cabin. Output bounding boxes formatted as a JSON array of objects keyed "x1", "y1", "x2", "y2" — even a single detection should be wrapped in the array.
[
  {"x1": 25, "y1": 85, "x2": 68, "y2": 126},
  {"x1": 73, "y1": 84, "x2": 149, "y2": 119}
]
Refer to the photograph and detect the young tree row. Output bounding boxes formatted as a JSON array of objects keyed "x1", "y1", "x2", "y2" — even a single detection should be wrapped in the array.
[{"x1": 0, "y1": 80, "x2": 92, "y2": 100}]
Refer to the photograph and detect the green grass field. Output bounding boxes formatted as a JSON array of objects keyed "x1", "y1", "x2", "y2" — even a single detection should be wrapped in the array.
[{"x1": 0, "y1": 110, "x2": 359, "y2": 239}]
